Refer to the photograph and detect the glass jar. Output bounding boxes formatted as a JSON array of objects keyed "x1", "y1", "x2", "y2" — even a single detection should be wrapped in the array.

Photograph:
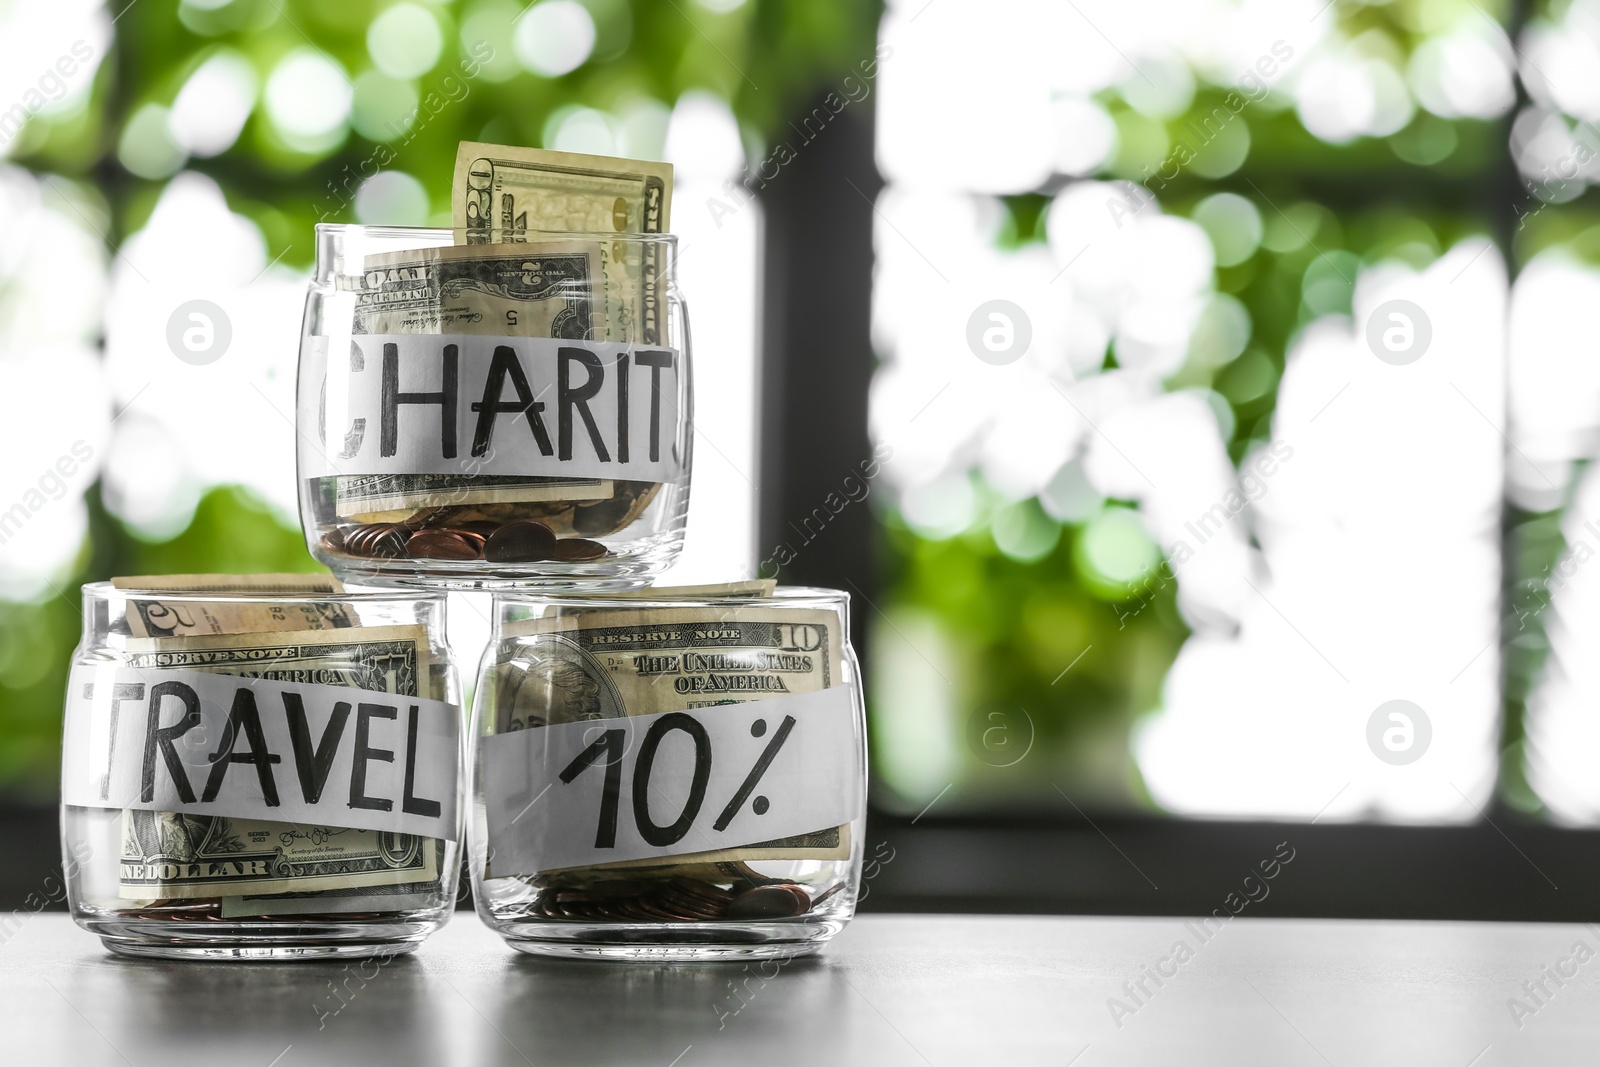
[
  {"x1": 469, "y1": 587, "x2": 866, "y2": 960},
  {"x1": 296, "y1": 224, "x2": 692, "y2": 589},
  {"x1": 61, "y1": 582, "x2": 463, "y2": 959}
]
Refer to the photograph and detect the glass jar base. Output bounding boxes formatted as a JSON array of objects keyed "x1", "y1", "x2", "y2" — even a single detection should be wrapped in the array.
[
  {"x1": 82, "y1": 917, "x2": 442, "y2": 961},
  {"x1": 315, "y1": 540, "x2": 681, "y2": 591},
  {"x1": 490, "y1": 917, "x2": 846, "y2": 962},
  {"x1": 101, "y1": 938, "x2": 424, "y2": 961}
]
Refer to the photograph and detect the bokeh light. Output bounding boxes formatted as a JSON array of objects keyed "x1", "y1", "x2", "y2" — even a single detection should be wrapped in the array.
[
  {"x1": 264, "y1": 48, "x2": 352, "y2": 151},
  {"x1": 367, "y1": 2, "x2": 444, "y2": 80},
  {"x1": 514, "y1": 0, "x2": 597, "y2": 78}
]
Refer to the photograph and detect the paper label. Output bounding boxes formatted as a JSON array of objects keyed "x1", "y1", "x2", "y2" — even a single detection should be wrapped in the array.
[
  {"x1": 301, "y1": 334, "x2": 684, "y2": 483},
  {"x1": 482, "y1": 686, "x2": 862, "y2": 875},
  {"x1": 63, "y1": 666, "x2": 461, "y2": 841}
]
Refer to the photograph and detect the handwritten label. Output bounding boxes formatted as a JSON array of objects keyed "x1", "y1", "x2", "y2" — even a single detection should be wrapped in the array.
[
  {"x1": 62, "y1": 666, "x2": 461, "y2": 840},
  {"x1": 301, "y1": 334, "x2": 684, "y2": 483},
  {"x1": 482, "y1": 686, "x2": 861, "y2": 874}
]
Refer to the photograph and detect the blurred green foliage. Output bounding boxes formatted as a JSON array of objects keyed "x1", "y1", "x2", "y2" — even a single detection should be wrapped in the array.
[
  {"x1": 0, "y1": 0, "x2": 878, "y2": 800},
  {"x1": 868, "y1": 0, "x2": 1535, "y2": 812}
]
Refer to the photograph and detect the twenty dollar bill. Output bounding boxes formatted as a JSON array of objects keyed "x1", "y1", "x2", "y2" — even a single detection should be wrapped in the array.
[{"x1": 451, "y1": 141, "x2": 672, "y2": 345}]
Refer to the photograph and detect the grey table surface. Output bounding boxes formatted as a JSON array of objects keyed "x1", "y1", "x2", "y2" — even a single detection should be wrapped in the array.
[{"x1": 6, "y1": 913, "x2": 1598, "y2": 1066}]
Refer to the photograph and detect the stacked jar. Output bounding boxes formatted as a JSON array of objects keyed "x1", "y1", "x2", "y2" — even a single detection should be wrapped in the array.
[
  {"x1": 296, "y1": 224, "x2": 693, "y2": 588},
  {"x1": 63, "y1": 147, "x2": 867, "y2": 961},
  {"x1": 470, "y1": 585, "x2": 867, "y2": 960},
  {"x1": 61, "y1": 576, "x2": 463, "y2": 959}
]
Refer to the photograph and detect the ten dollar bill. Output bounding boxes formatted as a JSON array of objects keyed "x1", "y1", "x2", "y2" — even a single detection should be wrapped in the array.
[{"x1": 488, "y1": 607, "x2": 851, "y2": 879}]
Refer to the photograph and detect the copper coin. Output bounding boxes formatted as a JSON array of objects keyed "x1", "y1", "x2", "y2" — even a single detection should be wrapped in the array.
[
  {"x1": 550, "y1": 537, "x2": 608, "y2": 561},
  {"x1": 613, "y1": 899, "x2": 658, "y2": 923},
  {"x1": 666, "y1": 900, "x2": 730, "y2": 922},
  {"x1": 407, "y1": 529, "x2": 484, "y2": 560},
  {"x1": 809, "y1": 881, "x2": 847, "y2": 909},
  {"x1": 343, "y1": 523, "x2": 409, "y2": 558},
  {"x1": 571, "y1": 493, "x2": 637, "y2": 536},
  {"x1": 657, "y1": 892, "x2": 725, "y2": 921},
  {"x1": 669, "y1": 877, "x2": 734, "y2": 905},
  {"x1": 636, "y1": 900, "x2": 690, "y2": 923},
  {"x1": 725, "y1": 884, "x2": 811, "y2": 920},
  {"x1": 321, "y1": 527, "x2": 347, "y2": 552},
  {"x1": 484, "y1": 520, "x2": 558, "y2": 562}
]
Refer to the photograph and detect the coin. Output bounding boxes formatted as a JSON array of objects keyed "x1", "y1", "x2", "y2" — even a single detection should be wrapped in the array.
[
  {"x1": 610, "y1": 899, "x2": 656, "y2": 923},
  {"x1": 407, "y1": 529, "x2": 485, "y2": 560},
  {"x1": 636, "y1": 899, "x2": 690, "y2": 923},
  {"x1": 550, "y1": 537, "x2": 608, "y2": 561},
  {"x1": 725, "y1": 884, "x2": 811, "y2": 920},
  {"x1": 668, "y1": 877, "x2": 734, "y2": 907},
  {"x1": 571, "y1": 488, "x2": 642, "y2": 536},
  {"x1": 531, "y1": 876, "x2": 756, "y2": 924},
  {"x1": 342, "y1": 522, "x2": 410, "y2": 558},
  {"x1": 484, "y1": 520, "x2": 558, "y2": 562},
  {"x1": 809, "y1": 881, "x2": 847, "y2": 909},
  {"x1": 658, "y1": 892, "x2": 725, "y2": 921}
]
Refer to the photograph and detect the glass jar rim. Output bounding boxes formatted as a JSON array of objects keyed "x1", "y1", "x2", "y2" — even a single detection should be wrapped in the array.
[
  {"x1": 79, "y1": 580, "x2": 447, "y2": 606},
  {"x1": 314, "y1": 222, "x2": 678, "y2": 245},
  {"x1": 491, "y1": 585, "x2": 848, "y2": 610}
]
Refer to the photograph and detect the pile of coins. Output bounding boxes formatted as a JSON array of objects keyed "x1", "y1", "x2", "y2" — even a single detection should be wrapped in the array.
[
  {"x1": 528, "y1": 878, "x2": 816, "y2": 923},
  {"x1": 325, "y1": 518, "x2": 608, "y2": 564}
]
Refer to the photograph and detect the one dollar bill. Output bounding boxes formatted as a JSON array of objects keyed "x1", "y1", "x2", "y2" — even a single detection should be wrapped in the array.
[
  {"x1": 116, "y1": 624, "x2": 444, "y2": 904},
  {"x1": 344, "y1": 241, "x2": 604, "y2": 338},
  {"x1": 120, "y1": 815, "x2": 439, "y2": 900}
]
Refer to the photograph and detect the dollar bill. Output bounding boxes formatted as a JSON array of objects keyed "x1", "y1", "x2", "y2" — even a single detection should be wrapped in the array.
[
  {"x1": 220, "y1": 885, "x2": 440, "y2": 918},
  {"x1": 344, "y1": 241, "x2": 604, "y2": 338},
  {"x1": 112, "y1": 574, "x2": 352, "y2": 638},
  {"x1": 609, "y1": 580, "x2": 778, "y2": 599},
  {"x1": 313, "y1": 143, "x2": 676, "y2": 532},
  {"x1": 121, "y1": 624, "x2": 431, "y2": 693},
  {"x1": 488, "y1": 607, "x2": 850, "y2": 878},
  {"x1": 120, "y1": 815, "x2": 440, "y2": 901},
  {"x1": 453, "y1": 142, "x2": 672, "y2": 242},
  {"x1": 451, "y1": 142, "x2": 672, "y2": 345},
  {"x1": 330, "y1": 240, "x2": 614, "y2": 523},
  {"x1": 334, "y1": 474, "x2": 613, "y2": 527},
  {"x1": 116, "y1": 624, "x2": 447, "y2": 905},
  {"x1": 113, "y1": 575, "x2": 345, "y2": 594}
]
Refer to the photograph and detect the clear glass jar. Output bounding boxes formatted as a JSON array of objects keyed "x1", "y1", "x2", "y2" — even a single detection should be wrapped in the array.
[
  {"x1": 62, "y1": 582, "x2": 463, "y2": 959},
  {"x1": 469, "y1": 587, "x2": 866, "y2": 960},
  {"x1": 296, "y1": 224, "x2": 692, "y2": 589}
]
